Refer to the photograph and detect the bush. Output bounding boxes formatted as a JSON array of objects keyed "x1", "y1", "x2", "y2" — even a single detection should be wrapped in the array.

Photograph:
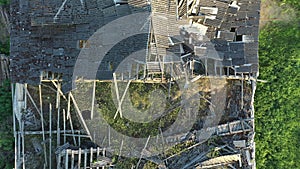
[
  {"x1": 0, "y1": 39, "x2": 9, "y2": 55},
  {"x1": 0, "y1": 0, "x2": 9, "y2": 5},
  {"x1": 0, "y1": 80, "x2": 13, "y2": 168}
]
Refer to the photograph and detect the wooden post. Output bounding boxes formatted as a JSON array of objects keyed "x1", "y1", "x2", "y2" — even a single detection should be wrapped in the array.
[
  {"x1": 114, "y1": 80, "x2": 131, "y2": 119},
  {"x1": 24, "y1": 84, "x2": 27, "y2": 109},
  {"x1": 205, "y1": 58, "x2": 208, "y2": 76},
  {"x1": 18, "y1": 132, "x2": 21, "y2": 167},
  {"x1": 69, "y1": 92, "x2": 92, "y2": 139},
  {"x1": 96, "y1": 147, "x2": 100, "y2": 169},
  {"x1": 12, "y1": 83, "x2": 18, "y2": 169},
  {"x1": 56, "y1": 83, "x2": 61, "y2": 154},
  {"x1": 160, "y1": 56, "x2": 164, "y2": 81},
  {"x1": 39, "y1": 85, "x2": 48, "y2": 167},
  {"x1": 102, "y1": 148, "x2": 106, "y2": 169},
  {"x1": 234, "y1": 67, "x2": 237, "y2": 77},
  {"x1": 51, "y1": 81, "x2": 67, "y2": 100},
  {"x1": 63, "y1": 109, "x2": 66, "y2": 144},
  {"x1": 49, "y1": 104, "x2": 52, "y2": 169},
  {"x1": 57, "y1": 108, "x2": 60, "y2": 147},
  {"x1": 57, "y1": 153, "x2": 61, "y2": 169},
  {"x1": 214, "y1": 60, "x2": 217, "y2": 76},
  {"x1": 90, "y1": 147, "x2": 93, "y2": 166},
  {"x1": 65, "y1": 149, "x2": 69, "y2": 169},
  {"x1": 186, "y1": 0, "x2": 188, "y2": 17},
  {"x1": 118, "y1": 140, "x2": 124, "y2": 160},
  {"x1": 56, "y1": 82, "x2": 61, "y2": 108},
  {"x1": 91, "y1": 81, "x2": 96, "y2": 119},
  {"x1": 113, "y1": 73, "x2": 122, "y2": 118},
  {"x1": 78, "y1": 130, "x2": 81, "y2": 147},
  {"x1": 84, "y1": 150, "x2": 87, "y2": 169},
  {"x1": 136, "y1": 136, "x2": 151, "y2": 169},
  {"x1": 78, "y1": 148, "x2": 82, "y2": 168},
  {"x1": 67, "y1": 93, "x2": 71, "y2": 119},
  {"x1": 22, "y1": 119, "x2": 25, "y2": 169},
  {"x1": 25, "y1": 86, "x2": 41, "y2": 116},
  {"x1": 71, "y1": 150, "x2": 74, "y2": 169},
  {"x1": 143, "y1": 64, "x2": 146, "y2": 79},
  {"x1": 241, "y1": 73, "x2": 244, "y2": 110},
  {"x1": 67, "y1": 104, "x2": 77, "y2": 146},
  {"x1": 136, "y1": 64, "x2": 139, "y2": 79}
]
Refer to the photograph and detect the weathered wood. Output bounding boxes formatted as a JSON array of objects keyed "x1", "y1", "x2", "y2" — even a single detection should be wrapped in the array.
[
  {"x1": 78, "y1": 130, "x2": 81, "y2": 147},
  {"x1": 241, "y1": 73, "x2": 244, "y2": 109},
  {"x1": 136, "y1": 135, "x2": 151, "y2": 169},
  {"x1": 39, "y1": 85, "x2": 48, "y2": 167},
  {"x1": 182, "y1": 151, "x2": 208, "y2": 169},
  {"x1": 96, "y1": 147, "x2": 100, "y2": 169},
  {"x1": 18, "y1": 132, "x2": 21, "y2": 168},
  {"x1": 24, "y1": 86, "x2": 41, "y2": 116},
  {"x1": 65, "y1": 149, "x2": 69, "y2": 169},
  {"x1": 71, "y1": 150, "x2": 74, "y2": 169},
  {"x1": 63, "y1": 109, "x2": 66, "y2": 144},
  {"x1": 113, "y1": 73, "x2": 122, "y2": 118},
  {"x1": 62, "y1": 148, "x2": 105, "y2": 155},
  {"x1": 49, "y1": 104, "x2": 52, "y2": 169},
  {"x1": 78, "y1": 148, "x2": 82, "y2": 168},
  {"x1": 90, "y1": 147, "x2": 93, "y2": 166},
  {"x1": 51, "y1": 81, "x2": 67, "y2": 100},
  {"x1": 84, "y1": 150, "x2": 87, "y2": 169},
  {"x1": 136, "y1": 64, "x2": 139, "y2": 79},
  {"x1": 114, "y1": 80, "x2": 132, "y2": 119},
  {"x1": 69, "y1": 92, "x2": 92, "y2": 139},
  {"x1": 91, "y1": 81, "x2": 96, "y2": 119},
  {"x1": 12, "y1": 84, "x2": 18, "y2": 169},
  {"x1": 66, "y1": 98, "x2": 77, "y2": 146},
  {"x1": 57, "y1": 153, "x2": 61, "y2": 169},
  {"x1": 57, "y1": 108, "x2": 60, "y2": 147},
  {"x1": 21, "y1": 119, "x2": 25, "y2": 169},
  {"x1": 54, "y1": 0, "x2": 68, "y2": 20},
  {"x1": 56, "y1": 89, "x2": 62, "y2": 153},
  {"x1": 102, "y1": 148, "x2": 106, "y2": 169}
]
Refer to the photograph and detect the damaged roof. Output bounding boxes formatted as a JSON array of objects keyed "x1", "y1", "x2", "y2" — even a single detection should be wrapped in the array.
[{"x1": 10, "y1": 0, "x2": 260, "y2": 91}]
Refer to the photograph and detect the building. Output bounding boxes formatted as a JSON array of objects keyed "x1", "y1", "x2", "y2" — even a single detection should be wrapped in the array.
[{"x1": 10, "y1": 0, "x2": 261, "y2": 168}]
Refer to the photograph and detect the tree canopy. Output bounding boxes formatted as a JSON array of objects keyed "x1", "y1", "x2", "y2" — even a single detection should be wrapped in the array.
[{"x1": 255, "y1": 20, "x2": 300, "y2": 168}]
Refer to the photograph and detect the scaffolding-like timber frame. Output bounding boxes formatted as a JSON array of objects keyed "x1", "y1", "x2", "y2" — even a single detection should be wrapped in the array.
[{"x1": 12, "y1": 66, "x2": 257, "y2": 168}]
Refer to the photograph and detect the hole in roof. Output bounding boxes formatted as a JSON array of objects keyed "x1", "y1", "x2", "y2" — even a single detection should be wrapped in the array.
[{"x1": 236, "y1": 35, "x2": 243, "y2": 41}]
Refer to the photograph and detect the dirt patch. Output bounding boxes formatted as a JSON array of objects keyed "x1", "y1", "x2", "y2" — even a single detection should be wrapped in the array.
[{"x1": 260, "y1": 0, "x2": 297, "y2": 28}]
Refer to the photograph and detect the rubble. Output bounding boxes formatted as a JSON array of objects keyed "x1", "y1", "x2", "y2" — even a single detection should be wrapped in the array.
[{"x1": 11, "y1": 0, "x2": 261, "y2": 168}]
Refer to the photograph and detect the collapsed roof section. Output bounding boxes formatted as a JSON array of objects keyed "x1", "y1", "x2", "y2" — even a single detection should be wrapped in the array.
[
  {"x1": 10, "y1": 0, "x2": 150, "y2": 91},
  {"x1": 10, "y1": 0, "x2": 260, "y2": 91}
]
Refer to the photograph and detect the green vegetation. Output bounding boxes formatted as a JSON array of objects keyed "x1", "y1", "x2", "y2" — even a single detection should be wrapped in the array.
[
  {"x1": 0, "y1": 0, "x2": 9, "y2": 5},
  {"x1": 112, "y1": 157, "x2": 138, "y2": 169},
  {"x1": 0, "y1": 1, "x2": 298, "y2": 168},
  {"x1": 0, "y1": 39, "x2": 9, "y2": 55},
  {"x1": 279, "y1": 0, "x2": 300, "y2": 11},
  {"x1": 0, "y1": 80, "x2": 13, "y2": 169},
  {"x1": 96, "y1": 82, "x2": 180, "y2": 138},
  {"x1": 0, "y1": 4, "x2": 12, "y2": 165},
  {"x1": 255, "y1": 19, "x2": 300, "y2": 169}
]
